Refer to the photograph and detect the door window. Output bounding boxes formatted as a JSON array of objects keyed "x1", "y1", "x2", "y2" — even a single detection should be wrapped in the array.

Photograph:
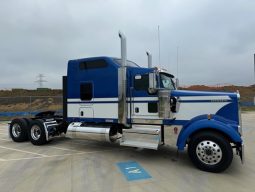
[{"x1": 80, "y1": 83, "x2": 93, "y2": 100}]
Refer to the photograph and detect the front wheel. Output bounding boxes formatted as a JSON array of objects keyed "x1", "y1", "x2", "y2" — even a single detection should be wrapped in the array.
[{"x1": 188, "y1": 131, "x2": 233, "y2": 173}]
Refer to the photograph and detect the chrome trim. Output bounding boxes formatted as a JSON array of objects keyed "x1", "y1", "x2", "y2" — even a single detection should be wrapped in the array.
[
  {"x1": 31, "y1": 125, "x2": 41, "y2": 141},
  {"x1": 66, "y1": 123, "x2": 112, "y2": 143},
  {"x1": 12, "y1": 123, "x2": 21, "y2": 138},
  {"x1": 121, "y1": 125, "x2": 161, "y2": 150},
  {"x1": 158, "y1": 90, "x2": 171, "y2": 118},
  {"x1": 164, "y1": 125, "x2": 183, "y2": 147},
  {"x1": 132, "y1": 118, "x2": 163, "y2": 124},
  {"x1": 237, "y1": 90, "x2": 242, "y2": 135},
  {"x1": 196, "y1": 140, "x2": 223, "y2": 165},
  {"x1": 146, "y1": 51, "x2": 152, "y2": 68},
  {"x1": 118, "y1": 32, "x2": 127, "y2": 125},
  {"x1": 43, "y1": 122, "x2": 50, "y2": 141},
  {"x1": 43, "y1": 120, "x2": 58, "y2": 141}
]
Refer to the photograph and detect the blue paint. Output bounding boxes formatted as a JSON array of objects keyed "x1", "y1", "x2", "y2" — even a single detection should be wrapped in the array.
[
  {"x1": 117, "y1": 161, "x2": 152, "y2": 181},
  {"x1": 0, "y1": 110, "x2": 63, "y2": 117},
  {"x1": 177, "y1": 117, "x2": 242, "y2": 150},
  {"x1": 67, "y1": 57, "x2": 119, "y2": 99},
  {"x1": 178, "y1": 99, "x2": 232, "y2": 103},
  {"x1": 216, "y1": 102, "x2": 239, "y2": 123},
  {"x1": 171, "y1": 90, "x2": 238, "y2": 99}
]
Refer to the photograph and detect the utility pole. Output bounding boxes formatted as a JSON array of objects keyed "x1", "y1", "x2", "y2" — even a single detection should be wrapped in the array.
[
  {"x1": 254, "y1": 54, "x2": 255, "y2": 83},
  {"x1": 254, "y1": 54, "x2": 255, "y2": 105},
  {"x1": 35, "y1": 74, "x2": 47, "y2": 88}
]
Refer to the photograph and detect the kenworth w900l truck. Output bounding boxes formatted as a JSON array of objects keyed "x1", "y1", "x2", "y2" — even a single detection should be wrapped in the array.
[{"x1": 9, "y1": 32, "x2": 243, "y2": 173}]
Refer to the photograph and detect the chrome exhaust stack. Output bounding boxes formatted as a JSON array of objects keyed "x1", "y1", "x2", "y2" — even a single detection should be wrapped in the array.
[
  {"x1": 118, "y1": 31, "x2": 127, "y2": 125},
  {"x1": 146, "y1": 51, "x2": 152, "y2": 68}
]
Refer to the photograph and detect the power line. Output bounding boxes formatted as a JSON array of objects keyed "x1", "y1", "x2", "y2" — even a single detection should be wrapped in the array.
[
  {"x1": 254, "y1": 54, "x2": 255, "y2": 84},
  {"x1": 35, "y1": 74, "x2": 47, "y2": 88}
]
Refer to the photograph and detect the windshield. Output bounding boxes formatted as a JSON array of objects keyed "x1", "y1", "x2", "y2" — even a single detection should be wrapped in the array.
[
  {"x1": 113, "y1": 58, "x2": 140, "y2": 67},
  {"x1": 159, "y1": 73, "x2": 175, "y2": 90}
]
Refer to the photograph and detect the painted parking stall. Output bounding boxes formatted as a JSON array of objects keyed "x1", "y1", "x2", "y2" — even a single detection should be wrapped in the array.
[{"x1": 117, "y1": 161, "x2": 152, "y2": 181}]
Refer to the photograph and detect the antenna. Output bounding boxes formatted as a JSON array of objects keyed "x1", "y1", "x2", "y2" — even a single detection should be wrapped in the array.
[
  {"x1": 177, "y1": 46, "x2": 179, "y2": 78},
  {"x1": 253, "y1": 54, "x2": 255, "y2": 105},
  {"x1": 35, "y1": 74, "x2": 47, "y2": 88},
  {"x1": 158, "y1": 25, "x2": 161, "y2": 67}
]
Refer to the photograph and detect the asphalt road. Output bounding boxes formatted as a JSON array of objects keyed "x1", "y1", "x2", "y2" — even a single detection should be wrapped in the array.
[{"x1": 0, "y1": 112, "x2": 254, "y2": 192}]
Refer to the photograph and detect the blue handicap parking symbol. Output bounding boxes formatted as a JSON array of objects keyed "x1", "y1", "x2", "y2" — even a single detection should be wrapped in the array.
[{"x1": 117, "y1": 161, "x2": 152, "y2": 181}]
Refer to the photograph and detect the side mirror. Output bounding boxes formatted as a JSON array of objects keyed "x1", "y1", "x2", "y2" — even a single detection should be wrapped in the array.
[
  {"x1": 148, "y1": 72, "x2": 157, "y2": 94},
  {"x1": 175, "y1": 78, "x2": 179, "y2": 89}
]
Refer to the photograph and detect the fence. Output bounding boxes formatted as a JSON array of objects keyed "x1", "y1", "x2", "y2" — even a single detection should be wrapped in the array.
[
  {"x1": 0, "y1": 95, "x2": 254, "y2": 120},
  {"x1": 0, "y1": 96, "x2": 63, "y2": 120}
]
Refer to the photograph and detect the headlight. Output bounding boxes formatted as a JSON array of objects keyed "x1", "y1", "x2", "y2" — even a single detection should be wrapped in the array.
[{"x1": 237, "y1": 90, "x2": 242, "y2": 135}]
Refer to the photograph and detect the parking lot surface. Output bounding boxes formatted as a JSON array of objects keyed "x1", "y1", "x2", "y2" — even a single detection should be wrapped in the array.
[{"x1": 0, "y1": 112, "x2": 254, "y2": 192}]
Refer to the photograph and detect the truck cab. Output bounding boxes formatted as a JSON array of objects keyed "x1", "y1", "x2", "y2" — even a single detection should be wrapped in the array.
[{"x1": 8, "y1": 32, "x2": 243, "y2": 173}]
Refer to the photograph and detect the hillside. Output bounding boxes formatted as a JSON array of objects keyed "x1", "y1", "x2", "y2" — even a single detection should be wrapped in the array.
[
  {"x1": 0, "y1": 85, "x2": 254, "y2": 102},
  {"x1": 181, "y1": 85, "x2": 255, "y2": 103},
  {"x1": 0, "y1": 85, "x2": 254, "y2": 118},
  {"x1": 0, "y1": 89, "x2": 62, "y2": 97}
]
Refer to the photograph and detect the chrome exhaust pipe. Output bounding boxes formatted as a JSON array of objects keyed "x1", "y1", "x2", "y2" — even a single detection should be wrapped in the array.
[
  {"x1": 146, "y1": 51, "x2": 152, "y2": 68},
  {"x1": 118, "y1": 31, "x2": 127, "y2": 125}
]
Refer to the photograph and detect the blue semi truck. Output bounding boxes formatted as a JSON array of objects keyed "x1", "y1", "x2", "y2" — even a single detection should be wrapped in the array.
[{"x1": 9, "y1": 32, "x2": 243, "y2": 172}]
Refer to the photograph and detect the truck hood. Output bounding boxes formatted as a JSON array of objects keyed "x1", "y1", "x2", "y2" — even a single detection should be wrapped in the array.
[{"x1": 171, "y1": 90, "x2": 240, "y2": 124}]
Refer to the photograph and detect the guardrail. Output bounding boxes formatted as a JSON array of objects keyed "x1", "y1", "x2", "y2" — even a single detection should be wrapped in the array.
[{"x1": 0, "y1": 96, "x2": 62, "y2": 120}]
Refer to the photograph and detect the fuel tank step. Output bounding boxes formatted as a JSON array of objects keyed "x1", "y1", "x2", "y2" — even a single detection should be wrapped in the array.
[{"x1": 120, "y1": 125, "x2": 161, "y2": 150}]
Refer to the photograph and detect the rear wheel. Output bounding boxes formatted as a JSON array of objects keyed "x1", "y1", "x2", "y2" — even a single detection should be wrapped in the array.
[
  {"x1": 29, "y1": 120, "x2": 47, "y2": 145},
  {"x1": 9, "y1": 118, "x2": 29, "y2": 142},
  {"x1": 188, "y1": 131, "x2": 233, "y2": 173}
]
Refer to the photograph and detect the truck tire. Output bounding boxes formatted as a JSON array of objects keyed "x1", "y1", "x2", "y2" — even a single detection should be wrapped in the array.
[
  {"x1": 188, "y1": 131, "x2": 233, "y2": 173},
  {"x1": 9, "y1": 118, "x2": 29, "y2": 142},
  {"x1": 29, "y1": 119, "x2": 47, "y2": 145}
]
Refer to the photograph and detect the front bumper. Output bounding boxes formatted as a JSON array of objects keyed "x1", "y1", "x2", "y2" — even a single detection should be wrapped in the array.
[{"x1": 236, "y1": 142, "x2": 244, "y2": 164}]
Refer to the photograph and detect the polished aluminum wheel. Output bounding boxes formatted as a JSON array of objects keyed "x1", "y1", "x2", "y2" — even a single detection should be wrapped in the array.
[
  {"x1": 31, "y1": 125, "x2": 41, "y2": 141},
  {"x1": 12, "y1": 123, "x2": 21, "y2": 138},
  {"x1": 196, "y1": 140, "x2": 222, "y2": 165}
]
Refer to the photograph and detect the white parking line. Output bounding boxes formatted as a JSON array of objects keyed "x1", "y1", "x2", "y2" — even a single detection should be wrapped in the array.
[
  {"x1": 48, "y1": 146, "x2": 84, "y2": 153},
  {"x1": 0, "y1": 148, "x2": 129, "y2": 162},
  {"x1": 0, "y1": 138, "x2": 10, "y2": 141},
  {"x1": 0, "y1": 146, "x2": 48, "y2": 157}
]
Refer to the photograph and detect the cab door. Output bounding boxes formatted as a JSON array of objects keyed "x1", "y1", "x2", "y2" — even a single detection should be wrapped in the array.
[{"x1": 130, "y1": 73, "x2": 159, "y2": 119}]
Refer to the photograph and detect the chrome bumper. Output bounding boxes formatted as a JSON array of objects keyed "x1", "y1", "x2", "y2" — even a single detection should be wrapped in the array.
[{"x1": 236, "y1": 142, "x2": 244, "y2": 164}]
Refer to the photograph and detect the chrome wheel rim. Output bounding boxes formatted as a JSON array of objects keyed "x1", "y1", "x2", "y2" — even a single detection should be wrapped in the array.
[
  {"x1": 196, "y1": 140, "x2": 222, "y2": 165},
  {"x1": 12, "y1": 123, "x2": 21, "y2": 138},
  {"x1": 31, "y1": 125, "x2": 41, "y2": 140}
]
